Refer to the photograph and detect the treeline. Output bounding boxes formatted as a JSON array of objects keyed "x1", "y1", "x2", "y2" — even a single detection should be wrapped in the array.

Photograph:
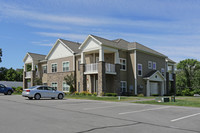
[
  {"x1": 176, "y1": 59, "x2": 200, "y2": 96},
  {"x1": 0, "y1": 67, "x2": 23, "y2": 81}
]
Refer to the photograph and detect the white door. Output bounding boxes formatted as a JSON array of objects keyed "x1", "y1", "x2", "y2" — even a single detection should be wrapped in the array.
[{"x1": 150, "y1": 82, "x2": 158, "y2": 95}]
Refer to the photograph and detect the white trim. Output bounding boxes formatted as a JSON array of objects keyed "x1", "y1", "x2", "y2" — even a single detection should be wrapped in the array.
[
  {"x1": 148, "y1": 61, "x2": 152, "y2": 69},
  {"x1": 62, "y1": 61, "x2": 70, "y2": 72},
  {"x1": 138, "y1": 64, "x2": 142, "y2": 76},
  {"x1": 73, "y1": 55, "x2": 75, "y2": 71},
  {"x1": 51, "y1": 63, "x2": 57, "y2": 73},
  {"x1": 120, "y1": 58, "x2": 126, "y2": 71}
]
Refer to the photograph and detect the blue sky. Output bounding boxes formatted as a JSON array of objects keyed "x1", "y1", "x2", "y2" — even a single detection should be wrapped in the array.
[{"x1": 0, "y1": 0, "x2": 200, "y2": 69}]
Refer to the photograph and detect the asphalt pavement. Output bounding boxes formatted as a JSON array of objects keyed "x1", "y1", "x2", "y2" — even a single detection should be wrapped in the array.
[{"x1": 0, "y1": 95, "x2": 200, "y2": 133}]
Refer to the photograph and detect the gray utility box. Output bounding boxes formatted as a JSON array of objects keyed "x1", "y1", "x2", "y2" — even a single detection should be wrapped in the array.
[{"x1": 155, "y1": 97, "x2": 170, "y2": 103}]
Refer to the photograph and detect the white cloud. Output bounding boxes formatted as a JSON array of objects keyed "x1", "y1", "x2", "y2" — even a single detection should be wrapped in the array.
[
  {"x1": 35, "y1": 32, "x2": 87, "y2": 41},
  {"x1": 27, "y1": 23, "x2": 70, "y2": 30}
]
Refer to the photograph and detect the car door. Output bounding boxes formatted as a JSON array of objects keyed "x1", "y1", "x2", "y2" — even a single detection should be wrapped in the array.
[
  {"x1": 37, "y1": 87, "x2": 46, "y2": 98},
  {"x1": 0, "y1": 84, "x2": 5, "y2": 93},
  {"x1": 47, "y1": 87, "x2": 57, "y2": 98}
]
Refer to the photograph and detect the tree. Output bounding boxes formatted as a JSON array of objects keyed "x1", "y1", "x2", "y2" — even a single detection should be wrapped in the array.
[
  {"x1": 0, "y1": 48, "x2": 2, "y2": 62},
  {"x1": 5, "y1": 68, "x2": 17, "y2": 81},
  {"x1": 0, "y1": 67, "x2": 8, "y2": 80},
  {"x1": 64, "y1": 74, "x2": 75, "y2": 93},
  {"x1": 176, "y1": 59, "x2": 200, "y2": 95}
]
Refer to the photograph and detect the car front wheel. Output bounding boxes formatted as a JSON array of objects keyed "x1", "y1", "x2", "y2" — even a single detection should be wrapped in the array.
[
  {"x1": 7, "y1": 90, "x2": 12, "y2": 95},
  {"x1": 34, "y1": 93, "x2": 41, "y2": 100},
  {"x1": 58, "y1": 94, "x2": 64, "y2": 100}
]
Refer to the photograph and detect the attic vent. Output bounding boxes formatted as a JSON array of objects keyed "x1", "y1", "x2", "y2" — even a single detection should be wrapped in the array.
[{"x1": 155, "y1": 75, "x2": 158, "y2": 78}]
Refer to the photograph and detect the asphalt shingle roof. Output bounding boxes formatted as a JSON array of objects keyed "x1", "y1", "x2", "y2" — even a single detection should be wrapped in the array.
[
  {"x1": 59, "y1": 39, "x2": 81, "y2": 54},
  {"x1": 28, "y1": 52, "x2": 46, "y2": 61},
  {"x1": 90, "y1": 35, "x2": 167, "y2": 57}
]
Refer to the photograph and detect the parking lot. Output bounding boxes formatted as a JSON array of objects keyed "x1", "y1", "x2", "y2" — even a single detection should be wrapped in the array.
[{"x1": 0, "y1": 95, "x2": 200, "y2": 133}]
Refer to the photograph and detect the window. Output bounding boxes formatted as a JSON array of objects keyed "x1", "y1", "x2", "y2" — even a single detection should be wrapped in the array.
[
  {"x1": 63, "y1": 62, "x2": 70, "y2": 72},
  {"x1": 37, "y1": 87, "x2": 43, "y2": 90},
  {"x1": 42, "y1": 65, "x2": 47, "y2": 73},
  {"x1": 138, "y1": 64, "x2": 142, "y2": 76},
  {"x1": 161, "y1": 68, "x2": 165, "y2": 76},
  {"x1": 148, "y1": 61, "x2": 152, "y2": 69},
  {"x1": 52, "y1": 64, "x2": 57, "y2": 73},
  {"x1": 120, "y1": 81, "x2": 127, "y2": 92},
  {"x1": 120, "y1": 58, "x2": 126, "y2": 71},
  {"x1": 78, "y1": 60, "x2": 81, "y2": 71},
  {"x1": 62, "y1": 81, "x2": 70, "y2": 92},
  {"x1": 153, "y1": 62, "x2": 156, "y2": 70},
  {"x1": 51, "y1": 83, "x2": 57, "y2": 90}
]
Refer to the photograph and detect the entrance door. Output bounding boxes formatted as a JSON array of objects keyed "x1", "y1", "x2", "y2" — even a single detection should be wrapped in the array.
[{"x1": 150, "y1": 82, "x2": 158, "y2": 95}]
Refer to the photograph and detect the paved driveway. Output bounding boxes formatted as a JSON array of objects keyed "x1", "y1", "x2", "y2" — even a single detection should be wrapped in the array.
[{"x1": 0, "y1": 95, "x2": 200, "y2": 133}]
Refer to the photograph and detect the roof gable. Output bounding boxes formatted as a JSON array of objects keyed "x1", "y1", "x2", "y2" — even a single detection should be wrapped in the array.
[
  {"x1": 46, "y1": 40, "x2": 74, "y2": 60},
  {"x1": 23, "y1": 52, "x2": 46, "y2": 63},
  {"x1": 144, "y1": 70, "x2": 165, "y2": 81},
  {"x1": 79, "y1": 35, "x2": 102, "y2": 52}
]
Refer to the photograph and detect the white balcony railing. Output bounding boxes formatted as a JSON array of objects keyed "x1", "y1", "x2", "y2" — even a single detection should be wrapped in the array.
[
  {"x1": 85, "y1": 63, "x2": 98, "y2": 73},
  {"x1": 169, "y1": 73, "x2": 173, "y2": 81},
  {"x1": 26, "y1": 71, "x2": 31, "y2": 78},
  {"x1": 105, "y1": 63, "x2": 115, "y2": 74}
]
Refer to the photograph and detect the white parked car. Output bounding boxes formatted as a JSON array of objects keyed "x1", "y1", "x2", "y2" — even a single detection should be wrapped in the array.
[{"x1": 22, "y1": 85, "x2": 65, "y2": 100}]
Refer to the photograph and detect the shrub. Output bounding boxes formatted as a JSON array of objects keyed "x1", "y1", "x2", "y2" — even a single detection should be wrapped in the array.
[
  {"x1": 74, "y1": 91, "x2": 80, "y2": 95},
  {"x1": 105, "y1": 93, "x2": 117, "y2": 97},
  {"x1": 137, "y1": 93, "x2": 144, "y2": 97},
  {"x1": 152, "y1": 94, "x2": 159, "y2": 96},
  {"x1": 64, "y1": 92, "x2": 71, "y2": 95},
  {"x1": 92, "y1": 92, "x2": 97, "y2": 96},
  {"x1": 13, "y1": 86, "x2": 23, "y2": 93}
]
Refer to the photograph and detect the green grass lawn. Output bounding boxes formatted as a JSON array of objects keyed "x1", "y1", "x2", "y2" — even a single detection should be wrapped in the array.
[
  {"x1": 134, "y1": 97, "x2": 200, "y2": 108},
  {"x1": 65, "y1": 95, "x2": 143, "y2": 102}
]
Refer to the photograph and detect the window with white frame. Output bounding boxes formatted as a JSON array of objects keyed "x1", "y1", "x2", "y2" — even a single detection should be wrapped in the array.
[
  {"x1": 138, "y1": 64, "x2": 142, "y2": 76},
  {"x1": 120, "y1": 58, "x2": 126, "y2": 70},
  {"x1": 62, "y1": 81, "x2": 70, "y2": 92},
  {"x1": 42, "y1": 65, "x2": 47, "y2": 73},
  {"x1": 148, "y1": 61, "x2": 152, "y2": 69},
  {"x1": 63, "y1": 62, "x2": 70, "y2": 72},
  {"x1": 120, "y1": 81, "x2": 127, "y2": 92},
  {"x1": 161, "y1": 68, "x2": 165, "y2": 76},
  {"x1": 51, "y1": 63, "x2": 57, "y2": 73},
  {"x1": 153, "y1": 62, "x2": 156, "y2": 70},
  {"x1": 51, "y1": 82, "x2": 57, "y2": 90}
]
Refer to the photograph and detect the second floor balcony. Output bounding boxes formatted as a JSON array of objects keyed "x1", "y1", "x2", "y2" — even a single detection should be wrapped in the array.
[{"x1": 84, "y1": 63, "x2": 116, "y2": 75}]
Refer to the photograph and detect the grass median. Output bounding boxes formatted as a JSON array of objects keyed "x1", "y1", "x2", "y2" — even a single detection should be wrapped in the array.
[
  {"x1": 65, "y1": 95, "x2": 144, "y2": 102},
  {"x1": 133, "y1": 97, "x2": 200, "y2": 108}
]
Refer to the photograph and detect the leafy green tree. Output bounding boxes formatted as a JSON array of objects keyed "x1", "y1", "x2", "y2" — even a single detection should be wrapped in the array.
[
  {"x1": 0, "y1": 48, "x2": 2, "y2": 62},
  {"x1": 0, "y1": 67, "x2": 8, "y2": 80},
  {"x1": 5, "y1": 68, "x2": 17, "y2": 81},
  {"x1": 64, "y1": 74, "x2": 75, "y2": 93},
  {"x1": 176, "y1": 59, "x2": 200, "y2": 95}
]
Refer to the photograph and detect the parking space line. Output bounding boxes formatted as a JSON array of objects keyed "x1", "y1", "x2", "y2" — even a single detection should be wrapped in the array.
[
  {"x1": 171, "y1": 112, "x2": 200, "y2": 122},
  {"x1": 118, "y1": 106, "x2": 170, "y2": 115},
  {"x1": 83, "y1": 104, "x2": 139, "y2": 110}
]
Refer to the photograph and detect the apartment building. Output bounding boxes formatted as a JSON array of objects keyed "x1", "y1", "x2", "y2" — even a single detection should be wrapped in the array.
[{"x1": 23, "y1": 35, "x2": 176, "y2": 96}]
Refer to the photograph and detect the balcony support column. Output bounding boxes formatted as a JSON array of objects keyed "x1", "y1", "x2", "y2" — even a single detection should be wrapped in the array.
[
  {"x1": 99, "y1": 47, "x2": 104, "y2": 62},
  {"x1": 98, "y1": 61, "x2": 106, "y2": 96},
  {"x1": 80, "y1": 64, "x2": 86, "y2": 92},
  {"x1": 23, "y1": 71, "x2": 28, "y2": 89},
  {"x1": 114, "y1": 64, "x2": 120, "y2": 95},
  {"x1": 31, "y1": 70, "x2": 35, "y2": 87}
]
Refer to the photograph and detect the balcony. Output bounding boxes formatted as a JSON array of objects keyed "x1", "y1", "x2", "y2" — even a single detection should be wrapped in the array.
[
  {"x1": 84, "y1": 63, "x2": 116, "y2": 74},
  {"x1": 25, "y1": 71, "x2": 31, "y2": 78},
  {"x1": 105, "y1": 63, "x2": 116, "y2": 74},
  {"x1": 25, "y1": 71, "x2": 40, "y2": 79},
  {"x1": 85, "y1": 63, "x2": 98, "y2": 74}
]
